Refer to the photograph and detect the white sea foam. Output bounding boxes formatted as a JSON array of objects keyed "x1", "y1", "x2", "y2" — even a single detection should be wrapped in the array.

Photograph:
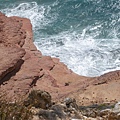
[
  {"x1": 34, "y1": 26, "x2": 120, "y2": 76},
  {"x1": 1, "y1": 2, "x2": 57, "y2": 30},
  {"x1": 2, "y1": 1, "x2": 120, "y2": 77}
]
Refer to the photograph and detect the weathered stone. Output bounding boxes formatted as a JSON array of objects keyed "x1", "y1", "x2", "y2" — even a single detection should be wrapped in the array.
[
  {"x1": 24, "y1": 90, "x2": 51, "y2": 109},
  {"x1": 0, "y1": 44, "x2": 25, "y2": 82},
  {"x1": 100, "y1": 109, "x2": 112, "y2": 117},
  {"x1": 113, "y1": 102, "x2": 120, "y2": 113},
  {"x1": 0, "y1": 12, "x2": 120, "y2": 108}
]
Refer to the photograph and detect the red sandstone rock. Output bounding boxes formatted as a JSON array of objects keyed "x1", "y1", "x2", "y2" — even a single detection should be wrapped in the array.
[
  {"x1": 0, "y1": 12, "x2": 120, "y2": 106},
  {"x1": 0, "y1": 44, "x2": 25, "y2": 82}
]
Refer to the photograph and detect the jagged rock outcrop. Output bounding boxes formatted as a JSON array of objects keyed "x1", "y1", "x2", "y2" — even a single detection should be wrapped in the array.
[
  {"x1": 0, "y1": 12, "x2": 91, "y2": 101},
  {"x1": 0, "y1": 12, "x2": 120, "y2": 107}
]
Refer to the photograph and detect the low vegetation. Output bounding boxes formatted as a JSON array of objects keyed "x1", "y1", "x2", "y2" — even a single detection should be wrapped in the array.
[
  {"x1": 0, "y1": 90, "x2": 51, "y2": 120},
  {"x1": 0, "y1": 100, "x2": 32, "y2": 120}
]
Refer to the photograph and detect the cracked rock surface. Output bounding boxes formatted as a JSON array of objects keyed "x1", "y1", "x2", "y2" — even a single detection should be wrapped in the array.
[{"x1": 0, "y1": 12, "x2": 120, "y2": 106}]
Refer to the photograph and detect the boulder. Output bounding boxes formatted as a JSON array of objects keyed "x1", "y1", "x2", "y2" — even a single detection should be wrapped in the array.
[
  {"x1": 24, "y1": 90, "x2": 51, "y2": 109},
  {"x1": 113, "y1": 102, "x2": 120, "y2": 113}
]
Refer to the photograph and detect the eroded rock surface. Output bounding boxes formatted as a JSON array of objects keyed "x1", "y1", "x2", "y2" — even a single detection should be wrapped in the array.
[
  {"x1": 0, "y1": 44, "x2": 25, "y2": 82},
  {"x1": 0, "y1": 12, "x2": 120, "y2": 107}
]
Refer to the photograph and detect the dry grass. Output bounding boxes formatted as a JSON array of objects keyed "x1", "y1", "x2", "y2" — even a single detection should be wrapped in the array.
[
  {"x1": 0, "y1": 101, "x2": 33, "y2": 120},
  {"x1": 0, "y1": 94, "x2": 33, "y2": 120},
  {"x1": 0, "y1": 90, "x2": 52, "y2": 120}
]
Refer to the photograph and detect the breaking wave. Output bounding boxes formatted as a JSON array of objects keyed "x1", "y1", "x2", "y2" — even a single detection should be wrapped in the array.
[{"x1": 1, "y1": 0, "x2": 120, "y2": 76}]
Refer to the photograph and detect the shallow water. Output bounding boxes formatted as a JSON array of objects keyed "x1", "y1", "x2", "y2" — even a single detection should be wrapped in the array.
[{"x1": 1, "y1": 0, "x2": 120, "y2": 77}]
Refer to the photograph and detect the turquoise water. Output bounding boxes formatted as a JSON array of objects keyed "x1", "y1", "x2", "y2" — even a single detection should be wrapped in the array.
[{"x1": 1, "y1": 0, "x2": 120, "y2": 76}]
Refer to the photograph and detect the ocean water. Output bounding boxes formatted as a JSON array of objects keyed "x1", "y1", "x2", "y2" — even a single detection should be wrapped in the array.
[{"x1": 0, "y1": 0, "x2": 120, "y2": 77}]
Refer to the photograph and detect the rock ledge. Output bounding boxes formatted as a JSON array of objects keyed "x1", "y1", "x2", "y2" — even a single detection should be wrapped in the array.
[{"x1": 0, "y1": 12, "x2": 120, "y2": 106}]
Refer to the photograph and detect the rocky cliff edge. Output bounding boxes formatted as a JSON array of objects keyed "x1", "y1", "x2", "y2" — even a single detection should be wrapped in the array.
[{"x1": 0, "y1": 12, "x2": 120, "y2": 106}]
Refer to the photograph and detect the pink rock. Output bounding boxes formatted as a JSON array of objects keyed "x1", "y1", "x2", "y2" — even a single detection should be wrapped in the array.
[{"x1": 0, "y1": 12, "x2": 120, "y2": 106}]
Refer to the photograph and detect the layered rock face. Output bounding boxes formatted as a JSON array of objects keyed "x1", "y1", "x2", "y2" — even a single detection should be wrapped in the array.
[{"x1": 0, "y1": 12, "x2": 120, "y2": 106}]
